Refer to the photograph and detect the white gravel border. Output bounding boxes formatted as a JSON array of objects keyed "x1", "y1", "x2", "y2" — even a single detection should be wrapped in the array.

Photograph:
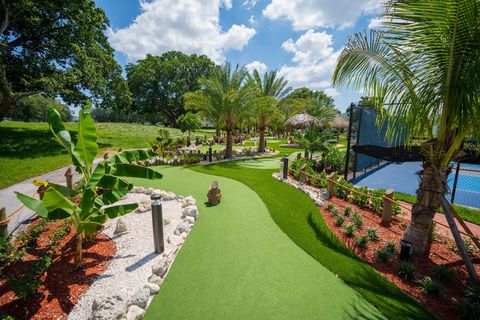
[{"x1": 68, "y1": 188, "x2": 198, "y2": 320}]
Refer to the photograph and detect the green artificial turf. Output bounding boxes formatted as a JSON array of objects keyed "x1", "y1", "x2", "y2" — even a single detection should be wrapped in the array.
[
  {"x1": 192, "y1": 162, "x2": 435, "y2": 320},
  {"x1": 132, "y1": 166, "x2": 385, "y2": 320}
]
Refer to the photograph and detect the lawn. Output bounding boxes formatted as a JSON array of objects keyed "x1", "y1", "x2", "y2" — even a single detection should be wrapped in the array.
[
  {"x1": 131, "y1": 166, "x2": 386, "y2": 320},
  {"x1": 0, "y1": 121, "x2": 183, "y2": 189}
]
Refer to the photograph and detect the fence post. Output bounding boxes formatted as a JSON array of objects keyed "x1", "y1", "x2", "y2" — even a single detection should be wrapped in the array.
[
  {"x1": 327, "y1": 173, "x2": 335, "y2": 199},
  {"x1": 382, "y1": 188, "x2": 394, "y2": 225},
  {"x1": 451, "y1": 161, "x2": 461, "y2": 203},
  {"x1": 344, "y1": 103, "x2": 355, "y2": 180},
  {"x1": 0, "y1": 208, "x2": 8, "y2": 238},
  {"x1": 299, "y1": 164, "x2": 307, "y2": 185},
  {"x1": 65, "y1": 167, "x2": 73, "y2": 189}
]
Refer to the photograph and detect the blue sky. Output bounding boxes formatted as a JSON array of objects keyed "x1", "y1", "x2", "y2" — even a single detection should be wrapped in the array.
[{"x1": 95, "y1": 0, "x2": 383, "y2": 112}]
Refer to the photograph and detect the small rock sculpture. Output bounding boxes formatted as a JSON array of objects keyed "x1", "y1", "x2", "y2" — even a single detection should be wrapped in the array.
[{"x1": 207, "y1": 181, "x2": 222, "y2": 205}]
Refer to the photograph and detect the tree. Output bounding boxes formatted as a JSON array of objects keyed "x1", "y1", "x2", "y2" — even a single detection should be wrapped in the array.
[
  {"x1": 0, "y1": 0, "x2": 131, "y2": 120},
  {"x1": 177, "y1": 112, "x2": 201, "y2": 145},
  {"x1": 6, "y1": 94, "x2": 72, "y2": 122},
  {"x1": 333, "y1": 0, "x2": 480, "y2": 253},
  {"x1": 185, "y1": 63, "x2": 250, "y2": 158},
  {"x1": 248, "y1": 69, "x2": 291, "y2": 152},
  {"x1": 305, "y1": 100, "x2": 337, "y2": 128},
  {"x1": 296, "y1": 123, "x2": 334, "y2": 160},
  {"x1": 282, "y1": 87, "x2": 335, "y2": 116},
  {"x1": 16, "y1": 103, "x2": 162, "y2": 267},
  {"x1": 126, "y1": 52, "x2": 215, "y2": 126}
]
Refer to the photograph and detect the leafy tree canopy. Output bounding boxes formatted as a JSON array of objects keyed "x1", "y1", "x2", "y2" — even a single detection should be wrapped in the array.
[
  {"x1": 126, "y1": 51, "x2": 215, "y2": 126},
  {"x1": 281, "y1": 87, "x2": 335, "y2": 116},
  {"x1": 6, "y1": 94, "x2": 72, "y2": 122},
  {"x1": 177, "y1": 112, "x2": 201, "y2": 136},
  {"x1": 0, "y1": 0, "x2": 131, "y2": 119}
]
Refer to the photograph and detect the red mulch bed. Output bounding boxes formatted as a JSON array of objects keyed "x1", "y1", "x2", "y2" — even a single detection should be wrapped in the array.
[
  {"x1": 321, "y1": 196, "x2": 480, "y2": 320},
  {"x1": 0, "y1": 219, "x2": 115, "y2": 320}
]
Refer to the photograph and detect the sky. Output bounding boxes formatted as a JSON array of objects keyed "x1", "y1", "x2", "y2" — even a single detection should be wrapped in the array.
[{"x1": 95, "y1": 0, "x2": 384, "y2": 112}]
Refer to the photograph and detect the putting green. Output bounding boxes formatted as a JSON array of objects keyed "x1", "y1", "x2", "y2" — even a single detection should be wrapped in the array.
[{"x1": 132, "y1": 166, "x2": 385, "y2": 319}]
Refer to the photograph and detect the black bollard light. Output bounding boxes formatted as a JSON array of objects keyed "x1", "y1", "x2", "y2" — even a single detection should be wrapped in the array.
[
  {"x1": 282, "y1": 155, "x2": 289, "y2": 180},
  {"x1": 265, "y1": 139, "x2": 267, "y2": 150},
  {"x1": 208, "y1": 146, "x2": 213, "y2": 162},
  {"x1": 151, "y1": 194, "x2": 164, "y2": 254},
  {"x1": 399, "y1": 239, "x2": 413, "y2": 261}
]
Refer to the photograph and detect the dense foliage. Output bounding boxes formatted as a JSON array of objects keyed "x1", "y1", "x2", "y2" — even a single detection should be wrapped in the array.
[
  {"x1": 0, "y1": 0, "x2": 130, "y2": 119},
  {"x1": 6, "y1": 95, "x2": 72, "y2": 122}
]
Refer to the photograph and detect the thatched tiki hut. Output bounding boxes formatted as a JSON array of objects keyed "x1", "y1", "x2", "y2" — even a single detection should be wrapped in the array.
[
  {"x1": 333, "y1": 114, "x2": 349, "y2": 140},
  {"x1": 284, "y1": 113, "x2": 322, "y2": 129}
]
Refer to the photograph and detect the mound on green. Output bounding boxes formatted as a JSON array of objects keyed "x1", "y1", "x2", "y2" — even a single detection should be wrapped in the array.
[{"x1": 131, "y1": 166, "x2": 385, "y2": 320}]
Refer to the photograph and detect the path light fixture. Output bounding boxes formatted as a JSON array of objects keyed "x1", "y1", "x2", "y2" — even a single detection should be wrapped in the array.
[
  {"x1": 151, "y1": 194, "x2": 164, "y2": 254},
  {"x1": 280, "y1": 155, "x2": 289, "y2": 180},
  {"x1": 400, "y1": 239, "x2": 413, "y2": 261}
]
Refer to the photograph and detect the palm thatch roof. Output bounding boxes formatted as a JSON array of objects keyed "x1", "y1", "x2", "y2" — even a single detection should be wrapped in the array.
[
  {"x1": 334, "y1": 114, "x2": 349, "y2": 129},
  {"x1": 284, "y1": 113, "x2": 322, "y2": 129}
]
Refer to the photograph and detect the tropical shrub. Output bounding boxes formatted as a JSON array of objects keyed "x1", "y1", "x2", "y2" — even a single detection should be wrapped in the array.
[
  {"x1": 344, "y1": 206, "x2": 353, "y2": 216},
  {"x1": 370, "y1": 190, "x2": 384, "y2": 214},
  {"x1": 15, "y1": 103, "x2": 162, "y2": 267},
  {"x1": 334, "y1": 178, "x2": 353, "y2": 200},
  {"x1": 352, "y1": 212, "x2": 363, "y2": 229},
  {"x1": 374, "y1": 248, "x2": 392, "y2": 263},
  {"x1": 398, "y1": 262, "x2": 416, "y2": 280},
  {"x1": 356, "y1": 235, "x2": 369, "y2": 250},
  {"x1": 456, "y1": 286, "x2": 480, "y2": 320},
  {"x1": 344, "y1": 224, "x2": 356, "y2": 238},
  {"x1": 385, "y1": 241, "x2": 396, "y2": 254},
  {"x1": 352, "y1": 186, "x2": 370, "y2": 208},
  {"x1": 319, "y1": 148, "x2": 346, "y2": 174},
  {"x1": 9, "y1": 254, "x2": 52, "y2": 298},
  {"x1": 0, "y1": 236, "x2": 25, "y2": 271},
  {"x1": 334, "y1": 215, "x2": 345, "y2": 227},
  {"x1": 417, "y1": 276, "x2": 443, "y2": 296},
  {"x1": 431, "y1": 265, "x2": 456, "y2": 284},
  {"x1": 367, "y1": 227, "x2": 379, "y2": 241}
]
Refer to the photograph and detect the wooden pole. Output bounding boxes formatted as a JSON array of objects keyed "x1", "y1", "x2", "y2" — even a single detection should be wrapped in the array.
[
  {"x1": 439, "y1": 196, "x2": 478, "y2": 283},
  {"x1": 65, "y1": 167, "x2": 73, "y2": 189},
  {"x1": 450, "y1": 208, "x2": 480, "y2": 250},
  {"x1": 0, "y1": 207, "x2": 8, "y2": 238},
  {"x1": 382, "y1": 189, "x2": 395, "y2": 225},
  {"x1": 327, "y1": 173, "x2": 335, "y2": 199}
]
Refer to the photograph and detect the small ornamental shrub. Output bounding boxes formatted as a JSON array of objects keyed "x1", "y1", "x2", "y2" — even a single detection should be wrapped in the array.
[
  {"x1": 385, "y1": 241, "x2": 396, "y2": 254},
  {"x1": 417, "y1": 276, "x2": 443, "y2": 296},
  {"x1": 370, "y1": 190, "x2": 384, "y2": 214},
  {"x1": 352, "y1": 212, "x2": 363, "y2": 229},
  {"x1": 344, "y1": 206, "x2": 353, "y2": 216},
  {"x1": 335, "y1": 179, "x2": 352, "y2": 200},
  {"x1": 344, "y1": 224, "x2": 356, "y2": 238},
  {"x1": 431, "y1": 265, "x2": 456, "y2": 284},
  {"x1": 0, "y1": 236, "x2": 25, "y2": 270},
  {"x1": 334, "y1": 215, "x2": 345, "y2": 227},
  {"x1": 457, "y1": 286, "x2": 480, "y2": 319},
  {"x1": 326, "y1": 204, "x2": 335, "y2": 212},
  {"x1": 374, "y1": 248, "x2": 392, "y2": 263},
  {"x1": 9, "y1": 254, "x2": 52, "y2": 298},
  {"x1": 352, "y1": 186, "x2": 370, "y2": 208},
  {"x1": 356, "y1": 235, "x2": 369, "y2": 249},
  {"x1": 398, "y1": 262, "x2": 416, "y2": 280},
  {"x1": 367, "y1": 227, "x2": 379, "y2": 241},
  {"x1": 393, "y1": 203, "x2": 403, "y2": 216}
]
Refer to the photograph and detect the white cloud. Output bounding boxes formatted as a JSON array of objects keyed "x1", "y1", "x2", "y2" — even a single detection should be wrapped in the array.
[
  {"x1": 249, "y1": 15, "x2": 256, "y2": 26},
  {"x1": 108, "y1": 0, "x2": 256, "y2": 63},
  {"x1": 245, "y1": 61, "x2": 268, "y2": 74},
  {"x1": 278, "y1": 30, "x2": 341, "y2": 95},
  {"x1": 263, "y1": 0, "x2": 383, "y2": 31},
  {"x1": 368, "y1": 17, "x2": 386, "y2": 29},
  {"x1": 243, "y1": 0, "x2": 258, "y2": 9}
]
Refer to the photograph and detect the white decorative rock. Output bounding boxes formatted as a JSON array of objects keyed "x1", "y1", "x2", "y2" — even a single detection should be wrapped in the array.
[
  {"x1": 148, "y1": 274, "x2": 163, "y2": 286},
  {"x1": 131, "y1": 187, "x2": 140, "y2": 193},
  {"x1": 315, "y1": 199, "x2": 324, "y2": 207},
  {"x1": 151, "y1": 258, "x2": 169, "y2": 277},
  {"x1": 182, "y1": 206, "x2": 198, "y2": 219},
  {"x1": 184, "y1": 216, "x2": 195, "y2": 225},
  {"x1": 128, "y1": 287, "x2": 150, "y2": 309},
  {"x1": 144, "y1": 188, "x2": 153, "y2": 195},
  {"x1": 137, "y1": 187, "x2": 145, "y2": 194},
  {"x1": 181, "y1": 196, "x2": 196, "y2": 208},
  {"x1": 114, "y1": 219, "x2": 127, "y2": 235},
  {"x1": 126, "y1": 305, "x2": 144, "y2": 320},
  {"x1": 174, "y1": 223, "x2": 190, "y2": 235},
  {"x1": 136, "y1": 202, "x2": 150, "y2": 213},
  {"x1": 144, "y1": 283, "x2": 160, "y2": 294},
  {"x1": 318, "y1": 190, "x2": 330, "y2": 200},
  {"x1": 164, "y1": 218, "x2": 171, "y2": 226},
  {"x1": 91, "y1": 293, "x2": 127, "y2": 320}
]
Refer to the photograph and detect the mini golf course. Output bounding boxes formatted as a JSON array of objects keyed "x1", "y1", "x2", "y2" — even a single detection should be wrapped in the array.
[{"x1": 130, "y1": 159, "x2": 434, "y2": 319}]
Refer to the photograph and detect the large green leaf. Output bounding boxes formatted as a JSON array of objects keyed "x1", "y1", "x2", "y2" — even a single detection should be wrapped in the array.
[
  {"x1": 95, "y1": 185, "x2": 133, "y2": 207},
  {"x1": 48, "y1": 208, "x2": 72, "y2": 220},
  {"x1": 78, "y1": 221, "x2": 103, "y2": 233},
  {"x1": 88, "y1": 213, "x2": 108, "y2": 225},
  {"x1": 103, "y1": 203, "x2": 138, "y2": 219},
  {"x1": 97, "y1": 174, "x2": 131, "y2": 190},
  {"x1": 15, "y1": 192, "x2": 48, "y2": 218},
  {"x1": 111, "y1": 164, "x2": 163, "y2": 180},
  {"x1": 42, "y1": 188, "x2": 75, "y2": 212},
  {"x1": 105, "y1": 149, "x2": 155, "y2": 166},
  {"x1": 74, "y1": 102, "x2": 98, "y2": 171},
  {"x1": 87, "y1": 162, "x2": 106, "y2": 188},
  {"x1": 79, "y1": 188, "x2": 96, "y2": 217},
  {"x1": 49, "y1": 183, "x2": 79, "y2": 198}
]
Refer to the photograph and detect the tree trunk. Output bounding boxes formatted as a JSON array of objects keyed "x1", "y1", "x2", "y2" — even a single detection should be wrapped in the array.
[
  {"x1": 225, "y1": 129, "x2": 233, "y2": 158},
  {"x1": 403, "y1": 162, "x2": 451, "y2": 254},
  {"x1": 74, "y1": 232, "x2": 83, "y2": 268},
  {"x1": 0, "y1": 70, "x2": 15, "y2": 120},
  {"x1": 258, "y1": 127, "x2": 266, "y2": 153},
  {"x1": 215, "y1": 127, "x2": 220, "y2": 143}
]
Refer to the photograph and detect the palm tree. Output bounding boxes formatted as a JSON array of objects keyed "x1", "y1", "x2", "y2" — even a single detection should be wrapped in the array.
[
  {"x1": 248, "y1": 70, "x2": 291, "y2": 152},
  {"x1": 296, "y1": 123, "x2": 334, "y2": 160},
  {"x1": 185, "y1": 63, "x2": 250, "y2": 158},
  {"x1": 333, "y1": 0, "x2": 480, "y2": 253},
  {"x1": 305, "y1": 99, "x2": 337, "y2": 128}
]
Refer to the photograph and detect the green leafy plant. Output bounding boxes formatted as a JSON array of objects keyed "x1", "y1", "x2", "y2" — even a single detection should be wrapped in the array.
[
  {"x1": 9, "y1": 254, "x2": 52, "y2": 298},
  {"x1": 326, "y1": 204, "x2": 335, "y2": 212},
  {"x1": 24, "y1": 219, "x2": 48, "y2": 248},
  {"x1": 457, "y1": 286, "x2": 480, "y2": 319},
  {"x1": 431, "y1": 265, "x2": 456, "y2": 284},
  {"x1": 355, "y1": 235, "x2": 369, "y2": 250},
  {"x1": 385, "y1": 241, "x2": 396, "y2": 255},
  {"x1": 398, "y1": 262, "x2": 416, "y2": 280},
  {"x1": 0, "y1": 236, "x2": 25, "y2": 270},
  {"x1": 15, "y1": 103, "x2": 162, "y2": 268},
  {"x1": 392, "y1": 203, "x2": 403, "y2": 216},
  {"x1": 374, "y1": 248, "x2": 392, "y2": 263},
  {"x1": 370, "y1": 190, "x2": 384, "y2": 214},
  {"x1": 344, "y1": 206, "x2": 353, "y2": 216},
  {"x1": 352, "y1": 212, "x2": 363, "y2": 229},
  {"x1": 417, "y1": 276, "x2": 443, "y2": 296},
  {"x1": 344, "y1": 224, "x2": 356, "y2": 238},
  {"x1": 352, "y1": 186, "x2": 370, "y2": 208},
  {"x1": 177, "y1": 112, "x2": 202, "y2": 145},
  {"x1": 367, "y1": 227, "x2": 379, "y2": 241},
  {"x1": 334, "y1": 179, "x2": 352, "y2": 200},
  {"x1": 334, "y1": 215, "x2": 345, "y2": 227}
]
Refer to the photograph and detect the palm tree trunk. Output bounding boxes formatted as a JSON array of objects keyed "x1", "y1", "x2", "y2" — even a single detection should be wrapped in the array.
[
  {"x1": 403, "y1": 162, "x2": 450, "y2": 253},
  {"x1": 258, "y1": 127, "x2": 266, "y2": 153},
  {"x1": 74, "y1": 232, "x2": 83, "y2": 268},
  {"x1": 215, "y1": 127, "x2": 220, "y2": 143},
  {"x1": 225, "y1": 129, "x2": 233, "y2": 158}
]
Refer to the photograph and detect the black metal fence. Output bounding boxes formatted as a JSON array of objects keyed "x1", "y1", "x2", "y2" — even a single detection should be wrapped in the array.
[{"x1": 344, "y1": 103, "x2": 480, "y2": 209}]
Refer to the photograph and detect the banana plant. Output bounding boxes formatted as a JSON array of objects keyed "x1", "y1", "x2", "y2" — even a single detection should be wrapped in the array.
[{"x1": 16, "y1": 102, "x2": 162, "y2": 267}]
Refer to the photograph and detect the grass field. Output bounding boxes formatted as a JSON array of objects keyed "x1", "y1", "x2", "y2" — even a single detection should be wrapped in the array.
[{"x1": 0, "y1": 121, "x2": 183, "y2": 189}]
